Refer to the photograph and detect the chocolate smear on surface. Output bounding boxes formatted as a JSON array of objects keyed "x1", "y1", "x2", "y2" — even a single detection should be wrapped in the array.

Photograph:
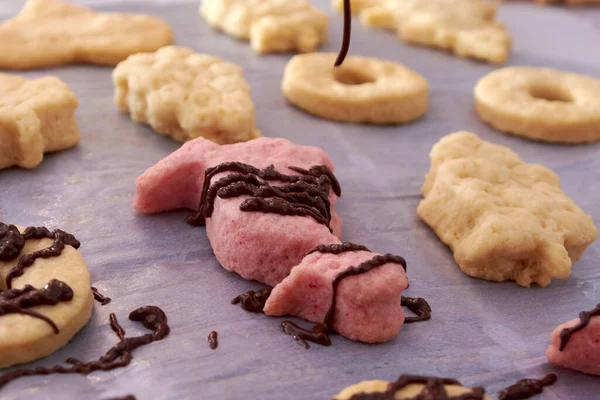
[
  {"x1": 347, "y1": 375, "x2": 485, "y2": 400},
  {"x1": 92, "y1": 286, "x2": 111, "y2": 306},
  {"x1": 498, "y1": 374, "x2": 557, "y2": 400},
  {"x1": 335, "y1": 0, "x2": 352, "y2": 67},
  {"x1": 186, "y1": 162, "x2": 340, "y2": 229},
  {"x1": 305, "y1": 242, "x2": 370, "y2": 257},
  {"x1": 231, "y1": 288, "x2": 272, "y2": 313},
  {"x1": 0, "y1": 279, "x2": 73, "y2": 333},
  {"x1": 559, "y1": 304, "x2": 600, "y2": 351},
  {"x1": 0, "y1": 306, "x2": 169, "y2": 390},
  {"x1": 208, "y1": 331, "x2": 219, "y2": 349},
  {"x1": 401, "y1": 296, "x2": 432, "y2": 324},
  {"x1": 281, "y1": 254, "x2": 406, "y2": 349}
]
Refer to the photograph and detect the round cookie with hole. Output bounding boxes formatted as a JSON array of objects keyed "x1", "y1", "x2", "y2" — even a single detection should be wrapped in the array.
[
  {"x1": 475, "y1": 66, "x2": 600, "y2": 144},
  {"x1": 281, "y1": 53, "x2": 429, "y2": 124}
]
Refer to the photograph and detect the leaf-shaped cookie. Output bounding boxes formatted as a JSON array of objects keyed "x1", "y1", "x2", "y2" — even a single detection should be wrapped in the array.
[{"x1": 0, "y1": 0, "x2": 174, "y2": 70}]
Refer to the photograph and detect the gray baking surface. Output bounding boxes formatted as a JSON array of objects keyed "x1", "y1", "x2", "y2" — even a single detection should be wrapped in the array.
[{"x1": 1, "y1": 1, "x2": 600, "y2": 399}]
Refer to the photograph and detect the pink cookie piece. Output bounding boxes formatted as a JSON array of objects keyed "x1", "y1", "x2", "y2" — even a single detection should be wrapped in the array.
[
  {"x1": 134, "y1": 136, "x2": 342, "y2": 286},
  {"x1": 264, "y1": 250, "x2": 409, "y2": 343},
  {"x1": 546, "y1": 314, "x2": 600, "y2": 376}
]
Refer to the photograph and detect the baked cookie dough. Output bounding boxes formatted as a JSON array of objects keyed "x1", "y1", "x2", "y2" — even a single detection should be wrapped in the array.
[
  {"x1": 0, "y1": 223, "x2": 93, "y2": 368},
  {"x1": 417, "y1": 132, "x2": 598, "y2": 287},
  {"x1": 0, "y1": 0, "x2": 173, "y2": 70},
  {"x1": 333, "y1": 0, "x2": 511, "y2": 64},
  {"x1": 113, "y1": 46, "x2": 261, "y2": 144},
  {"x1": 333, "y1": 375, "x2": 491, "y2": 399},
  {"x1": 475, "y1": 67, "x2": 600, "y2": 143},
  {"x1": 200, "y1": 0, "x2": 328, "y2": 54},
  {"x1": 282, "y1": 53, "x2": 429, "y2": 124},
  {"x1": 0, "y1": 73, "x2": 79, "y2": 170}
]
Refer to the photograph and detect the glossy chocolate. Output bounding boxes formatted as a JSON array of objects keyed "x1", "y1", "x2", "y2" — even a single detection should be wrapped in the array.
[
  {"x1": 401, "y1": 296, "x2": 432, "y2": 324},
  {"x1": 334, "y1": 0, "x2": 352, "y2": 67},
  {"x1": 559, "y1": 304, "x2": 600, "y2": 351},
  {"x1": 231, "y1": 288, "x2": 272, "y2": 313},
  {"x1": 305, "y1": 242, "x2": 370, "y2": 256},
  {"x1": 92, "y1": 286, "x2": 112, "y2": 306},
  {"x1": 498, "y1": 374, "x2": 557, "y2": 400},
  {"x1": 208, "y1": 331, "x2": 218, "y2": 350}
]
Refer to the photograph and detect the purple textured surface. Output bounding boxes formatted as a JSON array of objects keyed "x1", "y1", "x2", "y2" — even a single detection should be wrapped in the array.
[{"x1": 1, "y1": 1, "x2": 600, "y2": 399}]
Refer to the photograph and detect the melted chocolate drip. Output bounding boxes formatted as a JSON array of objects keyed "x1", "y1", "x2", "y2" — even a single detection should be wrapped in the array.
[
  {"x1": 0, "y1": 306, "x2": 169, "y2": 390},
  {"x1": 348, "y1": 375, "x2": 485, "y2": 400},
  {"x1": 104, "y1": 396, "x2": 136, "y2": 400},
  {"x1": 0, "y1": 279, "x2": 73, "y2": 333},
  {"x1": 5, "y1": 227, "x2": 80, "y2": 289},
  {"x1": 0, "y1": 223, "x2": 25, "y2": 261},
  {"x1": 92, "y1": 286, "x2": 112, "y2": 306},
  {"x1": 559, "y1": 304, "x2": 600, "y2": 351},
  {"x1": 186, "y1": 162, "x2": 340, "y2": 228},
  {"x1": 402, "y1": 296, "x2": 432, "y2": 324},
  {"x1": 305, "y1": 242, "x2": 370, "y2": 256},
  {"x1": 281, "y1": 254, "x2": 407, "y2": 349},
  {"x1": 231, "y1": 288, "x2": 272, "y2": 313},
  {"x1": 335, "y1": 0, "x2": 352, "y2": 67},
  {"x1": 208, "y1": 331, "x2": 218, "y2": 349},
  {"x1": 498, "y1": 374, "x2": 557, "y2": 400}
]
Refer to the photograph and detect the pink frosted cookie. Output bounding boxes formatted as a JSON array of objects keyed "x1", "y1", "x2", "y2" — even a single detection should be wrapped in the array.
[
  {"x1": 546, "y1": 304, "x2": 600, "y2": 376},
  {"x1": 134, "y1": 137, "x2": 342, "y2": 286},
  {"x1": 264, "y1": 243, "x2": 409, "y2": 344}
]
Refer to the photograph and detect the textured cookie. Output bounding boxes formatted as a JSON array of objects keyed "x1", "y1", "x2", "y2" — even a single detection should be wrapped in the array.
[
  {"x1": 200, "y1": 0, "x2": 328, "y2": 54},
  {"x1": 0, "y1": 223, "x2": 93, "y2": 368},
  {"x1": 0, "y1": 0, "x2": 173, "y2": 70},
  {"x1": 0, "y1": 74, "x2": 79, "y2": 169},
  {"x1": 334, "y1": 0, "x2": 511, "y2": 64},
  {"x1": 282, "y1": 53, "x2": 429, "y2": 124},
  {"x1": 417, "y1": 132, "x2": 598, "y2": 287},
  {"x1": 333, "y1": 375, "x2": 491, "y2": 399},
  {"x1": 113, "y1": 46, "x2": 261, "y2": 145},
  {"x1": 475, "y1": 67, "x2": 600, "y2": 143}
]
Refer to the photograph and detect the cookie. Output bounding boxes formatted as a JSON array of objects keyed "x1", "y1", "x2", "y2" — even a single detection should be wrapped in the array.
[
  {"x1": 0, "y1": 73, "x2": 79, "y2": 169},
  {"x1": 547, "y1": 304, "x2": 600, "y2": 375},
  {"x1": 475, "y1": 67, "x2": 600, "y2": 143},
  {"x1": 134, "y1": 136, "x2": 342, "y2": 286},
  {"x1": 200, "y1": 0, "x2": 328, "y2": 54},
  {"x1": 0, "y1": 223, "x2": 93, "y2": 368},
  {"x1": 264, "y1": 244, "x2": 409, "y2": 344},
  {"x1": 113, "y1": 46, "x2": 261, "y2": 145},
  {"x1": 417, "y1": 132, "x2": 598, "y2": 287},
  {"x1": 0, "y1": 0, "x2": 173, "y2": 70},
  {"x1": 334, "y1": 0, "x2": 511, "y2": 64},
  {"x1": 281, "y1": 53, "x2": 429, "y2": 124},
  {"x1": 333, "y1": 375, "x2": 491, "y2": 399}
]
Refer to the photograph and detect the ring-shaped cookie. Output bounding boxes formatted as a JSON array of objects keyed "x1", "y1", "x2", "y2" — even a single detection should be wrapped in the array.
[
  {"x1": 282, "y1": 53, "x2": 429, "y2": 124},
  {"x1": 475, "y1": 67, "x2": 600, "y2": 143}
]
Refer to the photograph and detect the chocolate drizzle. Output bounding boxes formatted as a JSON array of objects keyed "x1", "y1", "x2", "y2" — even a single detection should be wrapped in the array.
[
  {"x1": 347, "y1": 375, "x2": 485, "y2": 400},
  {"x1": 305, "y1": 242, "x2": 370, "y2": 256},
  {"x1": 335, "y1": 0, "x2": 352, "y2": 67},
  {"x1": 208, "y1": 331, "x2": 218, "y2": 349},
  {"x1": 231, "y1": 288, "x2": 272, "y2": 313},
  {"x1": 559, "y1": 304, "x2": 600, "y2": 351},
  {"x1": 104, "y1": 396, "x2": 136, "y2": 400},
  {"x1": 0, "y1": 279, "x2": 73, "y2": 334},
  {"x1": 281, "y1": 254, "x2": 407, "y2": 349},
  {"x1": 402, "y1": 296, "x2": 432, "y2": 324},
  {"x1": 2, "y1": 225, "x2": 80, "y2": 289},
  {"x1": 498, "y1": 374, "x2": 557, "y2": 400},
  {"x1": 0, "y1": 306, "x2": 169, "y2": 390},
  {"x1": 92, "y1": 286, "x2": 112, "y2": 306},
  {"x1": 186, "y1": 162, "x2": 340, "y2": 230}
]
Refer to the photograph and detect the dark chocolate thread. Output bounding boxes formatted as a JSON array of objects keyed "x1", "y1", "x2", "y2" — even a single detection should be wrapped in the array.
[
  {"x1": 0, "y1": 279, "x2": 73, "y2": 334},
  {"x1": 231, "y1": 288, "x2": 272, "y2": 313},
  {"x1": 186, "y1": 162, "x2": 340, "y2": 228},
  {"x1": 334, "y1": 0, "x2": 351, "y2": 67},
  {"x1": 281, "y1": 254, "x2": 406, "y2": 349},
  {"x1": 347, "y1": 375, "x2": 485, "y2": 400},
  {"x1": 104, "y1": 396, "x2": 136, "y2": 400},
  {"x1": 208, "y1": 331, "x2": 218, "y2": 349},
  {"x1": 0, "y1": 306, "x2": 169, "y2": 390},
  {"x1": 92, "y1": 286, "x2": 112, "y2": 306},
  {"x1": 498, "y1": 374, "x2": 557, "y2": 400},
  {"x1": 559, "y1": 304, "x2": 600, "y2": 351},
  {"x1": 305, "y1": 242, "x2": 370, "y2": 256},
  {"x1": 401, "y1": 296, "x2": 432, "y2": 324}
]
